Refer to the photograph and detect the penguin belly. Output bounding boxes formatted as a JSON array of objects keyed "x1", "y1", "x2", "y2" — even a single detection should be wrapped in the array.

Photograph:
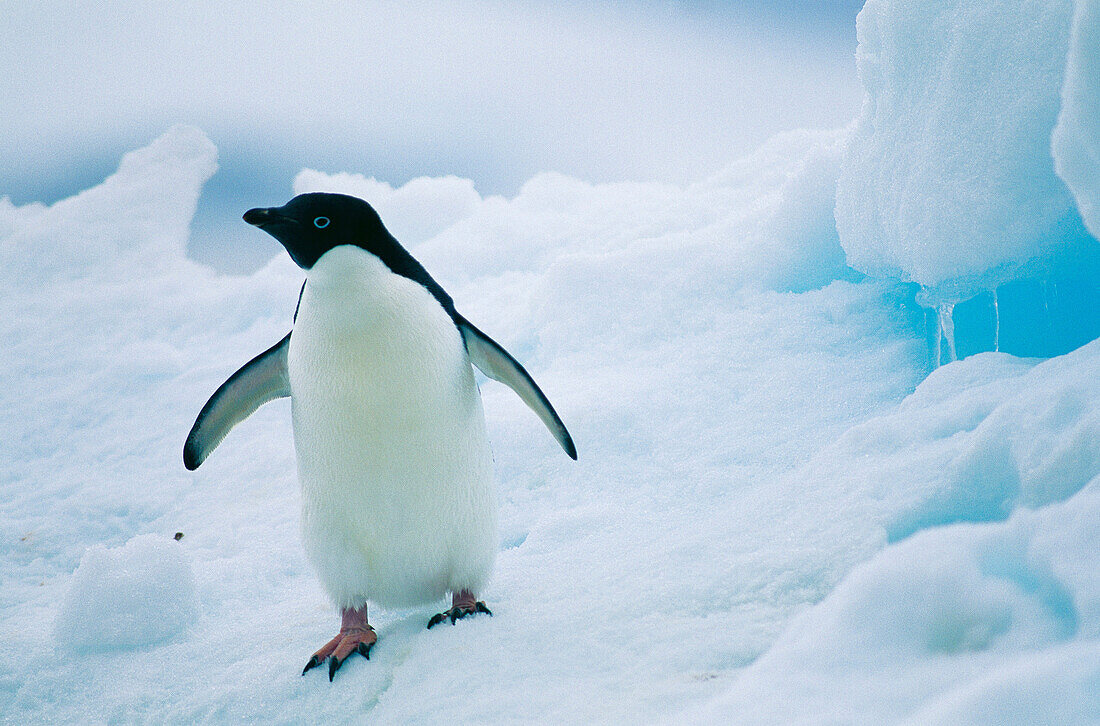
[{"x1": 287, "y1": 245, "x2": 496, "y2": 610}]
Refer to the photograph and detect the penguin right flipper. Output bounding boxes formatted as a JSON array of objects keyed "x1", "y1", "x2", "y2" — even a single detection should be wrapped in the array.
[
  {"x1": 456, "y1": 316, "x2": 577, "y2": 460},
  {"x1": 184, "y1": 333, "x2": 292, "y2": 470}
]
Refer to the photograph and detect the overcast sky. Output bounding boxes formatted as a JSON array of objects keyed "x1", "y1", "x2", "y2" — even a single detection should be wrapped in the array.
[{"x1": 2, "y1": 1, "x2": 865, "y2": 271}]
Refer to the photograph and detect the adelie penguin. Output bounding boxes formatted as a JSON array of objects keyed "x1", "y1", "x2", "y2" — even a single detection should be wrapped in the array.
[{"x1": 184, "y1": 192, "x2": 576, "y2": 681}]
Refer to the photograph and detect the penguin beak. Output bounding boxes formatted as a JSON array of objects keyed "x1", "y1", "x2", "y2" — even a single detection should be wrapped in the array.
[
  {"x1": 243, "y1": 207, "x2": 295, "y2": 228},
  {"x1": 243, "y1": 207, "x2": 274, "y2": 227},
  {"x1": 244, "y1": 206, "x2": 311, "y2": 268}
]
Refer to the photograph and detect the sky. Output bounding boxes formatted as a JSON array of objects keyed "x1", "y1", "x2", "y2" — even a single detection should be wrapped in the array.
[{"x1": 1, "y1": 1, "x2": 865, "y2": 272}]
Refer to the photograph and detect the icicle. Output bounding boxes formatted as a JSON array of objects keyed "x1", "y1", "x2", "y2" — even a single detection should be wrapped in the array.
[
  {"x1": 992, "y1": 289, "x2": 1000, "y2": 352},
  {"x1": 933, "y1": 308, "x2": 942, "y2": 368},
  {"x1": 938, "y1": 302, "x2": 956, "y2": 365}
]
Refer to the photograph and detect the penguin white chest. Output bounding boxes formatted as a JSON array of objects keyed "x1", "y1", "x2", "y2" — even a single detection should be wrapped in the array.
[{"x1": 287, "y1": 245, "x2": 496, "y2": 610}]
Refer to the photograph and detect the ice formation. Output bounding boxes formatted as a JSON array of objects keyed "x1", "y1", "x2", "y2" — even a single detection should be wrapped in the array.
[
  {"x1": 837, "y1": 0, "x2": 1100, "y2": 362},
  {"x1": 1053, "y1": 0, "x2": 1100, "y2": 239},
  {"x1": 686, "y1": 476, "x2": 1100, "y2": 725}
]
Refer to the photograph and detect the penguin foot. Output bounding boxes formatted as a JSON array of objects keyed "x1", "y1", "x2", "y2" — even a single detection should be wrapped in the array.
[
  {"x1": 302, "y1": 604, "x2": 376, "y2": 681},
  {"x1": 427, "y1": 590, "x2": 492, "y2": 629}
]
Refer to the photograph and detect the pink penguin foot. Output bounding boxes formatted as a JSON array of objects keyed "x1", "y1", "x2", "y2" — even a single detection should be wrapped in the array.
[
  {"x1": 302, "y1": 604, "x2": 377, "y2": 681},
  {"x1": 427, "y1": 589, "x2": 493, "y2": 629}
]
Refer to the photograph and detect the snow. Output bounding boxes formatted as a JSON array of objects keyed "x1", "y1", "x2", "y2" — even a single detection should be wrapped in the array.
[
  {"x1": 681, "y1": 340, "x2": 1100, "y2": 723},
  {"x1": 295, "y1": 129, "x2": 854, "y2": 298},
  {"x1": 685, "y1": 480, "x2": 1100, "y2": 725},
  {"x1": 1054, "y1": 0, "x2": 1100, "y2": 239},
  {"x1": 54, "y1": 534, "x2": 198, "y2": 652},
  {"x1": 3, "y1": 1, "x2": 1100, "y2": 718}
]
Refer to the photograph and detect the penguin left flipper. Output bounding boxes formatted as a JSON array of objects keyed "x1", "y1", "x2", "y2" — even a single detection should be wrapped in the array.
[
  {"x1": 456, "y1": 316, "x2": 577, "y2": 460},
  {"x1": 183, "y1": 333, "x2": 291, "y2": 470}
]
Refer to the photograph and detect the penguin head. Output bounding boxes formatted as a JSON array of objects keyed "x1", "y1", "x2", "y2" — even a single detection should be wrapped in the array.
[{"x1": 243, "y1": 192, "x2": 392, "y2": 270}]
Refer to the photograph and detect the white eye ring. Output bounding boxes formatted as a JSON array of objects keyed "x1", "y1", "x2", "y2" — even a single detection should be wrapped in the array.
[{"x1": 313, "y1": 216, "x2": 330, "y2": 229}]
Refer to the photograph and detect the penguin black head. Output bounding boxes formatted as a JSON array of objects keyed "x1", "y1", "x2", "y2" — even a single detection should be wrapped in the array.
[
  {"x1": 245, "y1": 191, "x2": 457, "y2": 316},
  {"x1": 243, "y1": 192, "x2": 393, "y2": 270}
]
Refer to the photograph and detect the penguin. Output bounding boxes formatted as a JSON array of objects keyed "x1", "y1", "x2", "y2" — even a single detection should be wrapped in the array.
[{"x1": 184, "y1": 192, "x2": 575, "y2": 681}]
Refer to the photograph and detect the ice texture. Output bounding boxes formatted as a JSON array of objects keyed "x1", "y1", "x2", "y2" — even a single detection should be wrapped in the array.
[
  {"x1": 837, "y1": 0, "x2": 1078, "y2": 301},
  {"x1": 1053, "y1": 0, "x2": 1100, "y2": 239},
  {"x1": 836, "y1": 0, "x2": 1100, "y2": 363},
  {"x1": 54, "y1": 534, "x2": 198, "y2": 652}
]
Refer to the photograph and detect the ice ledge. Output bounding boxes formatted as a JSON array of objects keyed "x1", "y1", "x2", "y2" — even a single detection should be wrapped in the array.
[{"x1": 836, "y1": 0, "x2": 1100, "y2": 363}]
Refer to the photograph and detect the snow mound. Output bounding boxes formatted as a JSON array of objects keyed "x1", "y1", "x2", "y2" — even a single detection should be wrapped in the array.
[
  {"x1": 684, "y1": 336, "x2": 1100, "y2": 724},
  {"x1": 684, "y1": 483, "x2": 1100, "y2": 725},
  {"x1": 1053, "y1": 0, "x2": 1100, "y2": 239},
  {"x1": 856, "y1": 342, "x2": 1100, "y2": 540},
  {"x1": 1, "y1": 125, "x2": 217, "y2": 283},
  {"x1": 411, "y1": 125, "x2": 849, "y2": 297},
  {"x1": 54, "y1": 534, "x2": 198, "y2": 652}
]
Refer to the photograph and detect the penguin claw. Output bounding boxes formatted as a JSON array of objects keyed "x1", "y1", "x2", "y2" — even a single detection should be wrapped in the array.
[
  {"x1": 302, "y1": 655, "x2": 322, "y2": 676},
  {"x1": 302, "y1": 624, "x2": 377, "y2": 681},
  {"x1": 426, "y1": 601, "x2": 493, "y2": 629},
  {"x1": 305, "y1": 641, "x2": 372, "y2": 681}
]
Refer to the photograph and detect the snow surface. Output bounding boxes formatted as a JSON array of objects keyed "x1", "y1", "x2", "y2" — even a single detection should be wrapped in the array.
[
  {"x1": 3, "y1": 2, "x2": 1100, "y2": 718},
  {"x1": 683, "y1": 346, "x2": 1100, "y2": 724}
]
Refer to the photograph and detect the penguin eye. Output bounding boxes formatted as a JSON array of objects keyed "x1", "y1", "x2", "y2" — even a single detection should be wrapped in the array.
[{"x1": 313, "y1": 216, "x2": 330, "y2": 229}]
